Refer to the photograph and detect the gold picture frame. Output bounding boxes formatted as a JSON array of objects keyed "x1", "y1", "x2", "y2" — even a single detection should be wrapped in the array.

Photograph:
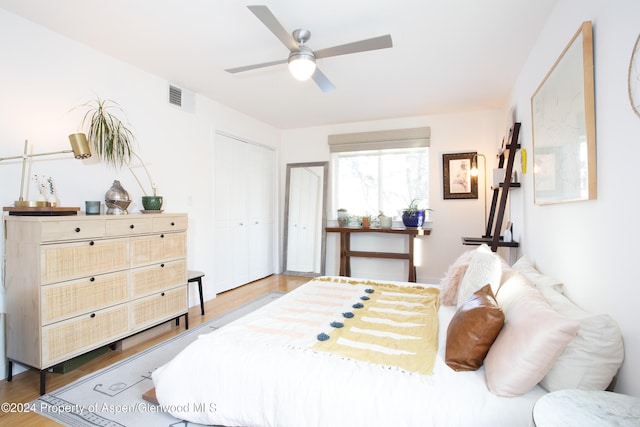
[{"x1": 531, "y1": 21, "x2": 596, "y2": 205}]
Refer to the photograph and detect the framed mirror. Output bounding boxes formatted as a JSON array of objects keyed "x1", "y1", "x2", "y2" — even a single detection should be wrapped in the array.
[{"x1": 283, "y1": 162, "x2": 328, "y2": 276}]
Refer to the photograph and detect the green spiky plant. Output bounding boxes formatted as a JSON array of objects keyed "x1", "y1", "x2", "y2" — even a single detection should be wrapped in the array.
[{"x1": 80, "y1": 98, "x2": 134, "y2": 168}]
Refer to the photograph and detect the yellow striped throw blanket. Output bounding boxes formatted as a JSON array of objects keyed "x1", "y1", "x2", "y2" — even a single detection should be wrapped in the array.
[{"x1": 309, "y1": 277, "x2": 440, "y2": 375}]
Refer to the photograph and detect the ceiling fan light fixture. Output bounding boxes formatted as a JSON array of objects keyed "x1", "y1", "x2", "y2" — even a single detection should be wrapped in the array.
[{"x1": 288, "y1": 51, "x2": 316, "y2": 81}]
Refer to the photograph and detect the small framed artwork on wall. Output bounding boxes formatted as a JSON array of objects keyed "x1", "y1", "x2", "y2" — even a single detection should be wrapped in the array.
[{"x1": 442, "y1": 152, "x2": 478, "y2": 199}]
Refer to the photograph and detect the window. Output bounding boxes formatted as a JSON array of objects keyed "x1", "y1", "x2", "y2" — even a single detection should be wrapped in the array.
[{"x1": 332, "y1": 147, "x2": 429, "y2": 217}]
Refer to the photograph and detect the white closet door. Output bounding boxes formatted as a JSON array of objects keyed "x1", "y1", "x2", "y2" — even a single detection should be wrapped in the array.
[{"x1": 214, "y1": 133, "x2": 275, "y2": 293}]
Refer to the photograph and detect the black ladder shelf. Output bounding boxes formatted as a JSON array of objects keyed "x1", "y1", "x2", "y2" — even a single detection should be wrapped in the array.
[{"x1": 462, "y1": 122, "x2": 521, "y2": 252}]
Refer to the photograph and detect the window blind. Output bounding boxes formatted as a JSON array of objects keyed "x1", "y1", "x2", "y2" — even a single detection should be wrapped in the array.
[{"x1": 328, "y1": 127, "x2": 430, "y2": 153}]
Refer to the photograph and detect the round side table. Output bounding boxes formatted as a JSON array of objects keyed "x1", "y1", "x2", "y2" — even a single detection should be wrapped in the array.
[{"x1": 533, "y1": 389, "x2": 640, "y2": 426}]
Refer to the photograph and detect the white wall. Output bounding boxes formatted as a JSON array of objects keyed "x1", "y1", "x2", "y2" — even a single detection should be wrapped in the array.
[
  {"x1": 507, "y1": 0, "x2": 640, "y2": 396},
  {"x1": 0, "y1": 9, "x2": 280, "y2": 379},
  {"x1": 281, "y1": 110, "x2": 505, "y2": 283}
]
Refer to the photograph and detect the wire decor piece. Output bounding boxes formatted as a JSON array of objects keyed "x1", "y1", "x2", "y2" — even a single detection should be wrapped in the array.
[{"x1": 629, "y1": 33, "x2": 640, "y2": 119}]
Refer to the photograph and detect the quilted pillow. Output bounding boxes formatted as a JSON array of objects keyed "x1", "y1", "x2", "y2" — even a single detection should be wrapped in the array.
[
  {"x1": 538, "y1": 286, "x2": 624, "y2": 391},
  {"x1": 439, "y1": 250, "x2": 473, "y2": 306},
  {"x1": 484, "y1": 285, "x2": 579, "y2": 397},
  {"x1": 456, "y1": 245, "x2": 502, "y2": 308},
  {"x1": 445, "y1": 284, "x2": 504, "y2": 371}
]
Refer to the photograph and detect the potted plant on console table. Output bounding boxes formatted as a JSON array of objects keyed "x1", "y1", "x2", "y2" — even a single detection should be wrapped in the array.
[{"x1": 401, "y1": 199, "x2": 432, "y2": 228}]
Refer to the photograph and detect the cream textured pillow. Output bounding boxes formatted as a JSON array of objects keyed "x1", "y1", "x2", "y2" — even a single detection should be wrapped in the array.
[
  {"x1": 456, "y1": 245, "x2": 502, "y2": 308},
  {"x1": 512, "y1": 256, "x2": 564, "y2": 292},
  {"x1": 538, "y1": 286, "x2": 624, "y2": 391},
  {"x1": 439, "y1": 250, "x2": 474, "y2": 306},
  {"x1": 484, "y1": 285, "x2": 579, "y2": 397}
]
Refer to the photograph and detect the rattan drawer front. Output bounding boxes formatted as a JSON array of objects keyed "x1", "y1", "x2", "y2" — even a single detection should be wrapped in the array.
[
  {"x1": 41, "y1": 271, "x2": 129, "y2": 325},
  {"x1": 40, "y1": 220, "x2": 105, "y2": 242},
  {"x1": 131, "y1": 286, "x2": 187, "y2": 331},
  {"x1": 130, "y1": 232, "x2": 186, "y2": 266},
  {"x1": 41, "y1": 238, "x2": 129, "y2": 284},
  {"x1": 152, "y1": 215, "x2": 188, "y2": 232},
  {"x1": 130, "y1": 260, "x2": 187, "y2": 298},
  {"x1": 42, "y1": 304, "x2": 129, "y2": 366},
  {"x1": 105, "y1": 217, "x2": 153, "y2": 236}
]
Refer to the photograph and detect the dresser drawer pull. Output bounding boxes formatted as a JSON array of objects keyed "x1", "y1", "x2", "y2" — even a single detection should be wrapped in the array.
[
  {"x1": 161, "y1": 292, "x2": 165, "y2": 296},
  {"x1": 171, "y1": 222, "x2": 175, "y2": 226},
  {"x1": 160, "y1": 234, "x2": 165, "y2": 238},
  {"x1": 75, "y1": 227, "x2": 81, "y2": 233},
  {"x1": 90, "y1": 313, "x2": 96, "y2": 318},
  {"x1": 160, "y1": 263, "x2": 165, "y2": 268},
  {"x1": 90, "y1": 277, "x2": 95, "y2": 282},
  {"x1": 89, "y1": 241, "x2": 95, "y2": 246},
  {"x1": 129, "y1": 224, "x2": 135, "y2": 229}
]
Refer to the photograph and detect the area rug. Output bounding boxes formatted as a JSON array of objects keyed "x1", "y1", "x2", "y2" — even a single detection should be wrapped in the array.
[{"x1": 31, "y1": 291, "x2": 284, "y2": 427}]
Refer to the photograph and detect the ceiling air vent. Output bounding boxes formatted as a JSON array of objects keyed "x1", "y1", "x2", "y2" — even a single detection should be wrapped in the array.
[{"x1": 169, "y1": 85, "x2": 182, "y2": 107}]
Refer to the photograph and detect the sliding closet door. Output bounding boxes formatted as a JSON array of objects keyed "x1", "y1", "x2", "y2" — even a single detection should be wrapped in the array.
[{"x1": 214, "y1": 133, "x2": 275, "y2": 293}]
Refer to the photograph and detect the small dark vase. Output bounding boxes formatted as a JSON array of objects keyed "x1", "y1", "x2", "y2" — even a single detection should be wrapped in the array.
[
  {"x1": 142, "y1": 195, "x2": 163, "y2": 211},
  {"x1": 402, "y1": 209, "x2": 425, "y2": 228}
]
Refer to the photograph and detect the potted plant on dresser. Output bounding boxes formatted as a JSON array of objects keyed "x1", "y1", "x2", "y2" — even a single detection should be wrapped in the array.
[{"x1": 77, "y1": 97, "x2": 163, "y2": 212}]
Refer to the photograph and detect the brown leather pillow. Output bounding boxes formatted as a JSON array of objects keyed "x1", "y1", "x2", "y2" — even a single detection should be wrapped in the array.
[{"x1": 445, "y1": 284, "x2": 504, "y2": 371}]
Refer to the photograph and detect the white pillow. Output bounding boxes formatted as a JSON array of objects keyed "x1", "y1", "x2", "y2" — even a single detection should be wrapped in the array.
[
  {"x1": 538, "y1": 286, "x2": 624, "y2": 391},
  {"x1": 456, "y1": 245, "x2": 502, "y2": 308},
  {"x1": 484, "y1": 285, "x2": 579, "y2": 397},
  {"x1": 512, "y1": 256, "x2": 564, "y2": 292},
  {"x1": 494, "y1": 270, "x2": 535, "y2": 313}
]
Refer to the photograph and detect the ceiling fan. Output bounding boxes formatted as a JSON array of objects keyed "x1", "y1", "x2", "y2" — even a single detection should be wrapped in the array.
[{"x1": 225, "y1": 5, "x2": 393, "y2": 92}]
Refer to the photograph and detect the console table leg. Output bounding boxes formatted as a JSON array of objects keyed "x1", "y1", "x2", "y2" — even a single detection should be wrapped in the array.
[
  {"x1": 7, "y1": 360, "x2": 13, "y2": 382},
  {"x1": 408, "y1": 235, "x2": 416, "y2": 282}
]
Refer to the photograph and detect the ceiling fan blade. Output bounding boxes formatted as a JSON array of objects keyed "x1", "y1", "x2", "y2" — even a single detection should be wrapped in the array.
[
  {"x1": 225, "y1": 58, "x2": 288, "y2": 74},
  {"x1": 314, "y1": 35, "x2": 393, "y2": 59},
  {"x1": 247, "y1": 5, "x2": 298, "y2": 51},
  {"x1": 312, "y1": 68, "x2": 336, "y2": 92}
]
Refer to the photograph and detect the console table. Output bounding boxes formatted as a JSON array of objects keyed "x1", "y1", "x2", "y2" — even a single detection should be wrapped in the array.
[{"x1": 325, "y1": 227, "x2": 431, "y2": 282}]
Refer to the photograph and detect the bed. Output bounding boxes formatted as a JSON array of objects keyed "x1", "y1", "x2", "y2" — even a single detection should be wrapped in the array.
[{"x1": 151, "y1": 246, "x2": 624, "y2": 427}]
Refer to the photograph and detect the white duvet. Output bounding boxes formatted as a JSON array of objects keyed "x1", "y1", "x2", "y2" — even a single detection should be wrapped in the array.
[{"x1": 153, "y1": 277, "x2": 545, "y2": 427}]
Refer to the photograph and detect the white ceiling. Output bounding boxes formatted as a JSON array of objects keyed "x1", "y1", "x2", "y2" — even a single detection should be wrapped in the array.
[{"x1": 0, "y1": 0, "x2": 557, "y2": 129}]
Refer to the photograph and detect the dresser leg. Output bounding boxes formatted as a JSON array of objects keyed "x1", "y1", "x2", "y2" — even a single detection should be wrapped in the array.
[
  {"x1": 40, "y1": 370, "x2": 46, "y2": 395},
  {"x1": 184, "y1": 313, "x2": 189, "y2": 330},
  {"x1": 6, "y1": 360, "x2": 13, "y2": 381}
]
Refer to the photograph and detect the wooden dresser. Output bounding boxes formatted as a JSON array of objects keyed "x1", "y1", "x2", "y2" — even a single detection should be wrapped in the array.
[{"x1": 3, "y1": 213, "x2": 188, "y2": 394}]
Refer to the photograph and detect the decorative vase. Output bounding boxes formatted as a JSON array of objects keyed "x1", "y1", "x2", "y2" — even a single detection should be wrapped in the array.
[
  {"x1": 362, "y1": 217, "x2": 370, "y2": 228},
  {"x1": 105, "y1": 180, "x2": 131, "y2": 215},
  {"x1": 337, "y1": 209, "x2": 349, "y2": 227},
  {"x1": 379, "y1": 215, "x2": 392, "y2": 229},
  {"x1": 142, "y1": 195, "x2": 163, "y2": 211},
  {"x1": 401, "y1": 209, "x2": 425, "y2": 228}
]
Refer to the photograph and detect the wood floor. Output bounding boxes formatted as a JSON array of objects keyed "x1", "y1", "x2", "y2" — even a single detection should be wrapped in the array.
[{"x1": 0, "y1": 274, "x2": 309, "y2": 426}]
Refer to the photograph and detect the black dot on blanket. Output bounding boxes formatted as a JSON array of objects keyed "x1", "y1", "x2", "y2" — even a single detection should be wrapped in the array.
[
  {"x1": 330, "y1": 321, "x2": 344, "y2": 328},
  {"x1": 365, "y1": 288, "x2": 375, "y2": 293},
  {"x1": 352, "y1": 302, "x2": 364, "y2": 309},
  {"x1": 342, "y1": 312, "x2": 354, "y2": 318},
  {"x1": 317, "y1": 332, "x2": 330, "y2": 341}
]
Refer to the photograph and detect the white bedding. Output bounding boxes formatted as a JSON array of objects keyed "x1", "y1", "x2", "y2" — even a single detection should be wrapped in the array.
[{"x1": 152, "y1": 277, "x2": 546, "y2": 426}]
